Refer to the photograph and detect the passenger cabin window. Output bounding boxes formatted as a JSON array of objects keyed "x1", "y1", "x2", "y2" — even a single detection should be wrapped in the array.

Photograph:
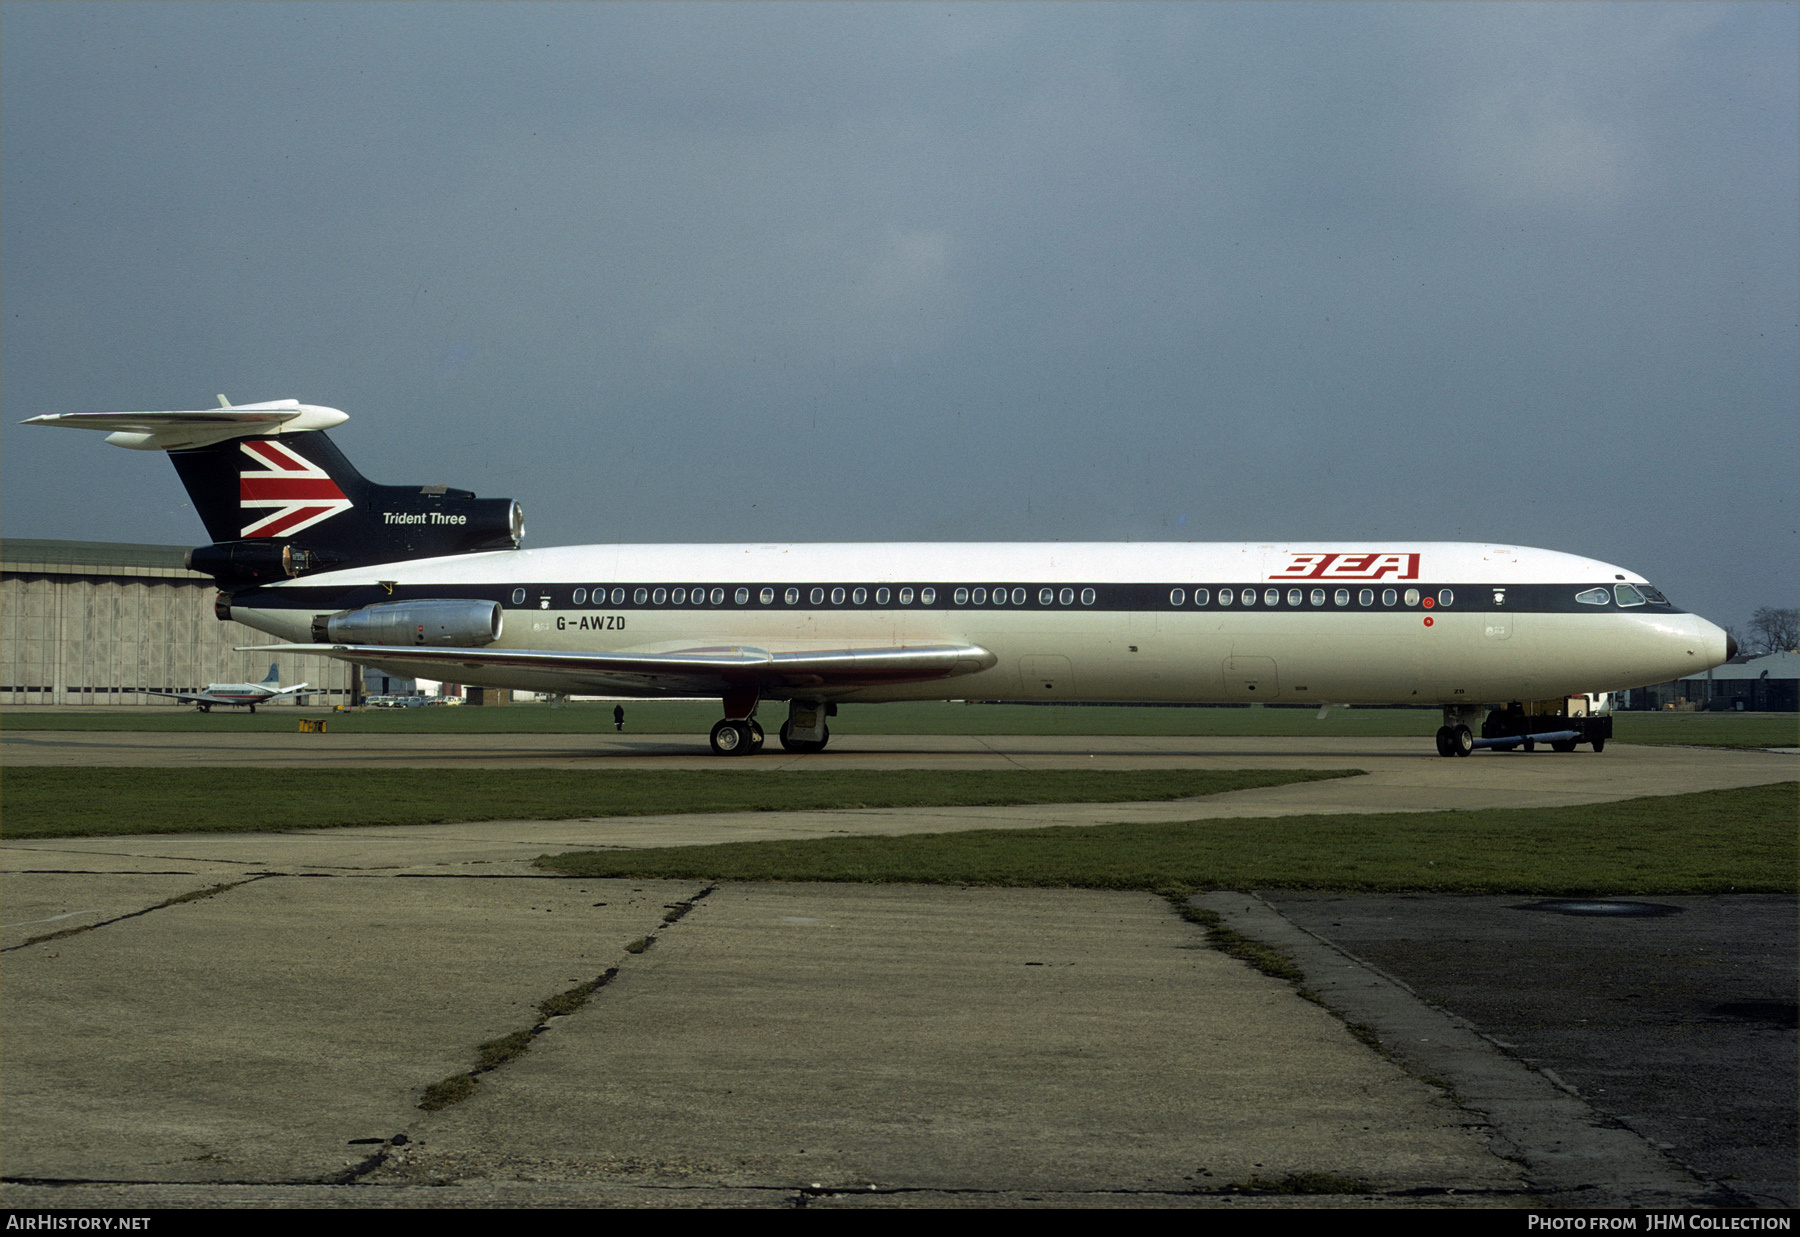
[
  {"x1": 511, "y1": 588, "x2": 527, "y2": 605},
  {"x1": 671, "y1": 588, "x2": 686, "y2": 604},
  {"x1": 831, "y1": 587, "x2": 846, "y2": 604},
  {"x1": 955, "y1": 588, "x2": 970, "y2": 605},
  {"x1": 1335, "y1": 589, "x2": 1349, "y2": 606},
  {"x1": 1286, "y1": 589, "x2": 1302, "y2": 606},
  {"x1": 1079, "y1": 588, "x2": 1095, "y2": 605},
  {"x1": 1264, "y1": 588, "x2": 1279, "y2": 606},
  {"x1": 1575, "y1": 588, "x2": 1610, "y2": 605},
  {"x1": 712, "y1": 587, "x2": 726, "y2": 605},
  {"x1": 1359, "y1": 588, "x2": 1374, "y2": 606},
  {"x1": 852, "y1": 587, "x2": 867, "y2": 605},
  {"x1": 1040, "y1": 588, "x2": 1055, "y2": 605},
  {"x1": 1310, "y1": 588, "x2": 1325, "y2": 606},
  {"x1": 1613, "y1": 584, "x2": 1646, "y2": 607},
  {"x1": 652, "y1": 588, "x2": 667, "y2": 605},
  {"x1": 1060, "y1": 587, "x2": 1075, "y2": 605},
  {"x1": 1193, "y1": 588, "x2": 1209, "y2": 606},
  {"x1": 635, "y1": 588, "x2": 649, "y2": 605},
  {"x1": 810, "y1": 587, "x2": 825, "y2": 605},
  {"x1": 736, "y1": 587, "x2": 750, "y2": 605},
  {"x1": 573, "y1": 588, "x2": 587, "y2": 605},
  {"x1": 900, "y1": 587, "x2": 915, "y2": 605},
  {"x1": 920, "y1": 588, "x2": 937, "y2": 605},
  {"x1": 1438, "y1": 589, "x2": 1454, "y2": 607},
  {"x1": 971, "y1": 588, "x2": 987, "y2": 604},
  {"x1": 612, "y1": 588, "x2": 626, "y2": 605},
  {"x1": 1011, "y1": 587, "x2": 1026, "y2": 605},
  {"x1": 876, "y1": 587, "x2": 890, "y2": 605},
  {"x1": 1219, "y1": 588, "x2": 1235, "y2": 605},
  {"x1": 784, "y1": 587, "x2": 798, "y2": 605},
  {"x1": 1382, "y1": 588, "x2": 1397, "y2": 606},
  {"x1": 1404, "y1": 589, "x2": 1420, "y2": 606},
  {"x1": 1169, "y1": 588, "x2": 1186, "y2": 606}
]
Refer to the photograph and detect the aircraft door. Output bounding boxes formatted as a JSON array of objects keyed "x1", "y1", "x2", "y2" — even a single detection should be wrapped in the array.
[
  {"x1": 1019, "y1": 654, "x2": 1076, "y2": 699},
  {"x1": 1223, "y1": 655, "x2": 1280, "y2": 700}
]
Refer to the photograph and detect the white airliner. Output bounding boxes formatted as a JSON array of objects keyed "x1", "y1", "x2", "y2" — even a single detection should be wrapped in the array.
[
  {"x1": 130, "y1": 662, "x2": 310, "y2": 713},
  {"x1": 29, "y1": 400, "x2": 1736, "y2": 755}
]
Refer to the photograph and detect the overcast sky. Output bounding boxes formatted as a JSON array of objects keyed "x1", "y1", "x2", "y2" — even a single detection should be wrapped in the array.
[{"x1": 3, "y1": 2, "x2": 1794, "y2": 632}]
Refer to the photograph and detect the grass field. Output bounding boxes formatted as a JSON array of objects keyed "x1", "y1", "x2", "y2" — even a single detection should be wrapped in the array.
[
  {"x1": 4, "y1": 700, "x2": 1794, "y2": 747},
  {"x1": 540, "y1": 781, "x2": 1799, "y2": 896},
  {"x1": 0, "y1": 766, "x2": 1357, "y2": 839}
]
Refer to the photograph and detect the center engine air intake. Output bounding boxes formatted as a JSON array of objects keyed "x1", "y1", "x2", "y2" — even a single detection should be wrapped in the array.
[{"x1": 313, "y1": 599, "x2": 503, "y2": 647}]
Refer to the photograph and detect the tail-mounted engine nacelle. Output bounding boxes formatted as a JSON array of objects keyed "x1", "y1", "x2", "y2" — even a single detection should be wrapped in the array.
[
  {"x1": 312, "y1": 598, "x2": 504, "y2": 647},
  {"x1": 187, "y1": 540, "x2": 342, "y2": 585}
]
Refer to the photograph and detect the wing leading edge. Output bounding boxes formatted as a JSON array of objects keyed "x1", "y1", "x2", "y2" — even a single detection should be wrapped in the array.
[{"x1": 237, "y1": 642, "x2": 997, "y2": 697}]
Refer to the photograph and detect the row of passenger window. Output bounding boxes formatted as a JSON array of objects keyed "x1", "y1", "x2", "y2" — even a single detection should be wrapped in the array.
[
  {"x1": 513, "y1": 584, "x2": 1455, "y2": 609},
  {"x1": 1174, "y1": 586, "x2": 1454, "y2": 608}
]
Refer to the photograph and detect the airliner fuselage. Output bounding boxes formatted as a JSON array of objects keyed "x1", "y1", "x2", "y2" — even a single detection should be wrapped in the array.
[{"x1": 228, "y1": 539, "x2": 1727, "y2": 715}]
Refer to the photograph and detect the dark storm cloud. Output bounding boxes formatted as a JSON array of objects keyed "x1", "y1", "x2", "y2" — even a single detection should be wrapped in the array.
[{"x1": 3, "y1": 2, "x2": 1794, "y2": 631}]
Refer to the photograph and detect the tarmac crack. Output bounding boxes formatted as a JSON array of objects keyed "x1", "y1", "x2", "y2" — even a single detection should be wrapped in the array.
[
  {"x1": 3, "y1": 874, "x2": 276, "y2": 951},
  {"x1": 406, "y1": 883, "x2": 718, "y2": 1120}
]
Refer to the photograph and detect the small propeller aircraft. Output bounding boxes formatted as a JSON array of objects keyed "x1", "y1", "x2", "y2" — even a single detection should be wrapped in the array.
[{"x1": 129, "y1": 663, "x2": 309, "y2": 713}]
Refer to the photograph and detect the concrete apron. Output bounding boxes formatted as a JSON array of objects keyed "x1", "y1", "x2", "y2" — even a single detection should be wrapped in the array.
[{"x1": 4, "y1": 871, "x2": 1527, "y2": 1209}]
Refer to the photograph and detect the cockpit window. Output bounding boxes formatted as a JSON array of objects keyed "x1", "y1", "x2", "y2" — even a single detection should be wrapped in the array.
[
  {"x1": 1575, "y1": 588, "x2": 1609, "y2": 605},
  {"x1": 1639, "y1": 585, "x2": 1671, "y2": 605},
  {"x1": 1613, "y1": 584, "x2": 1646, "y2": 607}
]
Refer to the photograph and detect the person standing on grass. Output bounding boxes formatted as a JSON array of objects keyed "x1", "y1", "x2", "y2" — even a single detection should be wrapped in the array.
[{"x1": 614, "y1": 704, "x2": 625, "y2": 731}]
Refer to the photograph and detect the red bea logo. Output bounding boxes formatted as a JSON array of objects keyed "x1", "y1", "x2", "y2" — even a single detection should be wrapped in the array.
[{"x1": 1268, "y1": 552, "x2": 1421, "y2": 581}]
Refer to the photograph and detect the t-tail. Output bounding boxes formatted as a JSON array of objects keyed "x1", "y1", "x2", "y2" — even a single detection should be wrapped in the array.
[
  {"x1": 262, "y1": 663, "x2": 281, "y2": 686},
  {"x1": 23, "y1": 397, "x2": 523, "y2": 587}
]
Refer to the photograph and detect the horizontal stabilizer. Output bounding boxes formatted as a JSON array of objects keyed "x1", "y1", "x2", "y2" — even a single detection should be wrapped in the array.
[
  {"x1": 238, "y1": 642, "x2": 997, "y2": 696},
  {"x1": 23, "y1": 400, "x2": 348, "y2": 451}
]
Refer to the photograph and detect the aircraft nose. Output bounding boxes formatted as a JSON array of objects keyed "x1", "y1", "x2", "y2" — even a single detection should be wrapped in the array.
[{"x1": 1725, "y1": 631, "x2": 1738, "y2": 660}]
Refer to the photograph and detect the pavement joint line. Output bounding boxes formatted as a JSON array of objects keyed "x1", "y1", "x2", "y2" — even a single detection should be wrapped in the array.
[
  {"x1": 1191, "y1": 891, "x2": 1724, "y2": 1208},
  {"x1": 2, "y1": 873, "x2": 275, "y2": 952}
]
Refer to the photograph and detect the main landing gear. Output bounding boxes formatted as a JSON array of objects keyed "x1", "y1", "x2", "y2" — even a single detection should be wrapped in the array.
[
  {"x1": 706, "y1": 693, "x2": 835, "y2": 756},
  {"x1": 709, "y1": 717, "x2": 765, "y2": 756}
]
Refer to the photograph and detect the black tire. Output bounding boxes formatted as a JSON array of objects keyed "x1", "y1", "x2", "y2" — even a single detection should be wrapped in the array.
[
  {"x1": 1551, "y1": 739, "x2": 1577, "y2": 753},
  {"x1": 709, "y1": 719, "x2": 750, "y2": 756},
  {"x1": 1521, "y1": 738, "x2": 1535, "y2": 753},
  {"x1": 1451, "y1": 724, "x2": 1474, "y2": 757},
  {"x1": 778, "y1": 720, "x2": 828, "y2": 754},
  {"x1": 1434, "y1": 726, "x2": 1454, "y2": 757},
  {"x1": 1591, "y1": 736, "x2": 1605, "y2": 753}
]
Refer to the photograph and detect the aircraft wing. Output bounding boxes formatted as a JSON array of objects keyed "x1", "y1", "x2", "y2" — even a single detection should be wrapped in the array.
[
  {"x1": 270, "y1": 683, "x2": 312, "y2": 696},
  {"x1": 238, "y1": 642, "x2": 996, "y2": 697},
  {"x1": 123, "y1": 688, "x2": 209, "y2": 703}
]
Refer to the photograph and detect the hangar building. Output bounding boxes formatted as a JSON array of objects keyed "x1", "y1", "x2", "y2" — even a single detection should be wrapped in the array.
[{"x1": 1, "y1": 538, "x2": 356, "y2": 706}]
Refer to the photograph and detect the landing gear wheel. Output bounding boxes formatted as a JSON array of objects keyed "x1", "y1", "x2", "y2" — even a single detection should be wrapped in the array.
[
  {"x1": 709, "y1": 719, "x2": 752, "y2": 756},
  {"x1": 199, "y1": 704, "x2": 211, "y2": 713},
  {"x1": 778, "y1": 720, "x2": 830, "y2": 754},
  {"x1": 1550, "y1": 739, "x2": 1577, "y2": 753},
  {"x1": 1590, "y1": 737, "x2": 1605, "y2": 753},
  {"x1": 1522, "y1": 738, "x2": 1535, "y2": 753},
  {"x1": 1435, "y1": 726, "x2": 1454, "y2": 757},
  {"x1": 1451, "y1": 725, "x2": 1473, "y2": 757},
  {"x1": 249, "y1": 705, "x2": 256, "y2": 714}
]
